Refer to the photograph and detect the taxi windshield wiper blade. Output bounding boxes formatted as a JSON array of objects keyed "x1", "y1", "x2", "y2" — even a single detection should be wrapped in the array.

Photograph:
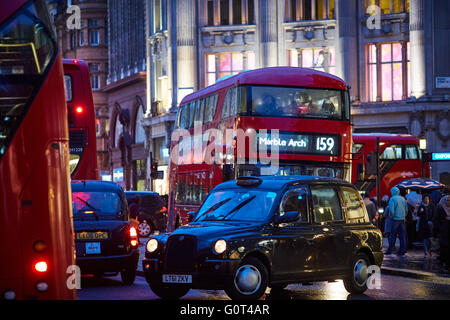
[
  {"x1": 219, "y1": 195, "x2": 256, "y2": 220},
  {"x1": 195, "y1": 198, "x2": 232, "y2": 221},
  {"x1": 76, "y1": 197, "x2": 99, "y2": 221}
]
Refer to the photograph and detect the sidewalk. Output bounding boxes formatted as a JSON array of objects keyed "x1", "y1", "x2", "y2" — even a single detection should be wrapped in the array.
[
  {"x1": 380, "y1": 237, "x2": 450, "y2": 281},
  {"x1": 135, "y1": 236, "x2": 450, "y2": 282}
]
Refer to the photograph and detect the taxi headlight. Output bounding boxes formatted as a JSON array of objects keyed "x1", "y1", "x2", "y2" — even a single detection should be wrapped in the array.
[
  {"x1": 147, "y1": 239, "x2": 158, "y2": 253},
  {"x1": 213, "y1": 239, "x2": 227, "y2": 255}
]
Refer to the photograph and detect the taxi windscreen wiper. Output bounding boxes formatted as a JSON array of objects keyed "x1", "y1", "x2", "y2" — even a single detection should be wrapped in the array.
[
  {"x1": 76, "y1": 197, "x2": 100, "y2": 221},
  {"x1": 195, "y1": 198, "x2": 232, "y2": 221},
  {"x1": 219, "y1": 195, "x2": 256, "y2": 220}
]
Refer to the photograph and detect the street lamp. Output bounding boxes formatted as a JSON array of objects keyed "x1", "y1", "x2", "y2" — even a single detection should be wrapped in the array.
[{"x1": 419, "y1": 137, "x2": 427, "y2": 178}]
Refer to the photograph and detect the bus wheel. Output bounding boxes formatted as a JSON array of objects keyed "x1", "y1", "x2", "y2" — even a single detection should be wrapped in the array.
[{"x1": 225, "y1": 257, "x2": 268, "y2": 300}]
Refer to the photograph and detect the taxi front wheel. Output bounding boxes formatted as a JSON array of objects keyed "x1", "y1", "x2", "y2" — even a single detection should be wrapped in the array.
[
  {"x1": 225, "y1": 257, "x2": 268, "y2": 300},
  {"x1": 343, "y1": 252, "x2": 370, "y2": 295},
  {"x1": 148, "y1": 279, "x2": 190, "y2": 299}
]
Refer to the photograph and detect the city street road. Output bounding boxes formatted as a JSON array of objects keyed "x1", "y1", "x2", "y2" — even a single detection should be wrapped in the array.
[{"x1": 77, "y1": 274, "x2": 450, "y2": 300}]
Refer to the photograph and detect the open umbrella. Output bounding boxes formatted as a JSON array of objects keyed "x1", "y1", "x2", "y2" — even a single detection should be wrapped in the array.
[{"x1": 396, "y1": 178, "x2": 445, "y2": 191}]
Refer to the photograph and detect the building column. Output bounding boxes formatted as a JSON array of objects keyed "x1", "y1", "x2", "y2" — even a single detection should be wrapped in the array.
[
  {"x1": 336, "y1": 0, "x2": 358, "y2": 100},
  {"x1": 409, "y1": 0, "x2": 427, "y2": 98},
  {"x1": 175, "y1": 0, "x2": 197, "y2": 100},
  {"x1": 259, "y1": 0, "x2": 278, "y2": 67}
]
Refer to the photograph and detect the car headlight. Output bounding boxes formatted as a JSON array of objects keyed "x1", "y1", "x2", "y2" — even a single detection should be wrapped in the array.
[
  {"x1": 147, "y1": 239, "x2": 158, "y2": 253},
  {"x1": 213, "y1": 239, "x2": 227, "y2": 255}
]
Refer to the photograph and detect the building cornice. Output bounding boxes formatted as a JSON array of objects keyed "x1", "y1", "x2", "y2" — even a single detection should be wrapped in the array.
[{"x1": 103, "y1": 72, "x2": 147, "y2": 93}]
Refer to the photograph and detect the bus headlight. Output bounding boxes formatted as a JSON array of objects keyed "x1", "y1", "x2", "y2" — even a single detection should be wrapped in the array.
[
  {"x1": 146, "y1": 239, "x2": 158, "y2": 253},
  {"x1": 213, "y1": 239, "x2": 227, "y2": 255}
]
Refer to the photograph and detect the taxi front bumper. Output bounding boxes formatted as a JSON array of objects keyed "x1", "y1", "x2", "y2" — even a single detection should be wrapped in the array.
[{"x1": 142, "y1": 258, "x2": 240, "y2": 290}]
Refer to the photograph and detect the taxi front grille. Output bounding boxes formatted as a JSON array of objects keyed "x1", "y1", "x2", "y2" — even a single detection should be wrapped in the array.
[{"x1": 165, "y1": 235, "x2": 196, "y2": 272}]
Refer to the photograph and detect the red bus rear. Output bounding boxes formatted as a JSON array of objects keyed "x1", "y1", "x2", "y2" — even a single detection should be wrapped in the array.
[
  {"x1": 168, "y1": 67, "x2": 352, "y2": 230},
  {"x1": 0, "y1": 0, "x2": 76, "y2": 299},
  {"x1": 63, "y1": 59, "x2": 98, "y2": 180},
  {"x1": 352, "y1": 133, "x2": 431, "y2": 200}
]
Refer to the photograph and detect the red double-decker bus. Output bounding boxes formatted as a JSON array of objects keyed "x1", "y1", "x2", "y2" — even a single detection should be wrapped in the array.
[
  {"x1": 352, "y1": 133, "x2": 431, "y2": 199},
  {"x1": 0, "y1": 0, "x2": 76, "y2": 299},
  {"x1": 168, "y1": 67, "x2": 352, "y2": 230},
  {"x1": 63, "y1": 59, "x2": 98, "y2": 180}
]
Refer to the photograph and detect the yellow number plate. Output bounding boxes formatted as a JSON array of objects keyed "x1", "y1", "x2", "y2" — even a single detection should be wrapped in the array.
[{"x1": 76, "y1": 231, "x2": 108, "y2": 240}]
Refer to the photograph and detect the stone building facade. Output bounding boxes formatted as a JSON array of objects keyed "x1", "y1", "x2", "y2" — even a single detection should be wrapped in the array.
[
  {"x1": 104, "y1": 0, "x2": 147, "y2": 190},
  {"x1": 142, "y1": 0, "x2": 449, "y2": 189}
]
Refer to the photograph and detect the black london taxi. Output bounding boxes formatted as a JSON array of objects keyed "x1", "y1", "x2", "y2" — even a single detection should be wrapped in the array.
[
  {"x1": 142, "y1": 176, "x2": 383, "y2": 300},
  {"x1": 72, "y1": 181, "x2": 140, "y2": 284},
  {"x1": 125, "y1": 191, "x2": 167, "y2": 237}
]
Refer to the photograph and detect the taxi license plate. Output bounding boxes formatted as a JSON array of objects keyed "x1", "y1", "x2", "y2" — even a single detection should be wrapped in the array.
[
  {"x1": 85, "y1": 242, "x2": 101, "y2": 254},
  {"x1": 162, "y1": 274, "x2": 192, "y2": 284},
  {"x1": 76, "y1": 231, "x2": 108, "y2": 240}
]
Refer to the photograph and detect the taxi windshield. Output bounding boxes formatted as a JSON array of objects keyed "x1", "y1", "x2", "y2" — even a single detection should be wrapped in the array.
[
  {"x1": 195, "y1": 189, "x2": 277, "y2": 222},
  {"x1": 72, "y1": 191, "x2": 122, "y2": 220}
]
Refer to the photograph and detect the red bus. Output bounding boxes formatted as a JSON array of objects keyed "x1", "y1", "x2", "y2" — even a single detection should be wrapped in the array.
[
  {"x1": 63, "y1": 59, "x2": 98, "y2": 180},
  {"x1": 168, "y1": 67, "x2": 352, "y2": 230},
  {"x1": 352, "y1": 133, "x2": 431, "y2": 200},
  {"x1": 0, "y1": 0, "x2": 76, "y2": 299}
]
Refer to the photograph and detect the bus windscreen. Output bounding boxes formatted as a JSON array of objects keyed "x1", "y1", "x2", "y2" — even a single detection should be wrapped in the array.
[{"x1": 248, "y1": 85, "x2": 348, "y2": 120}]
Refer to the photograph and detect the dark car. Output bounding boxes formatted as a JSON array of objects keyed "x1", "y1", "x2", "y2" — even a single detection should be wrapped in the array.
[
  {"x1": 125, "y1": 191, "x2": 167, "y2": 237},
  {"x1": 72, "y1": 181, "x2": 140, "y2": 285},
  {"x1": 143, "y1": 176, "x2": 383, "y2": 300}
]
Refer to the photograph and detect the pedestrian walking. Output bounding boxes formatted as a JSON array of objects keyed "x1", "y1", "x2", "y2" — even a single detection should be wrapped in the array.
[
  {"x1": 383, "y1": 196, "x2": 392, "y2": 238},
  {"x1": 433, "y1": 195, "x2": 450, "y2": 268},
  {"x1": 380, "y1": 195, "x2": 389, "y2": 235},
  {"x1": 417, "y1": 195, "x2": 434, "y2": 258},
  {"x1": 364, "y1": 193, "x2": 378, "y2": 227},
  {"x1": 385, "y1": 186, "x2": 408, "y2": 256}
]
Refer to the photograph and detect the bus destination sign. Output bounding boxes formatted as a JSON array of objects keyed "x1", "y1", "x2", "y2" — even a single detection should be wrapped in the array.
[{"x1": 257, "y1": 131, "x2": 341, "y2": 156}]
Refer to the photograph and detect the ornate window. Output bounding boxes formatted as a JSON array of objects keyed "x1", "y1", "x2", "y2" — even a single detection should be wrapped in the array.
[
  {"x1": 206, "y1": 0, "x2": 255, "y2": 26},
  {"x1": 114, "y1": 113, "x2": 123, "y2": 148},
  {"x1": 285, "y1": 0, "x2": 335, "y2": 21},
  {"x1": 135, "y1": 105, "x2": 146, "y2": 144},
  {"x1": 205, "y1": 51, "x2": 256, "y2": 86},
  {"x1": 287, "y1": 47, "x2": 336, "y2": 75},
  {"x1": 365, "y1": 0, "x2": 409, "y2": 14},
  {"x1": 367, "y1": 42, "x2": 410, "y2": 102}
]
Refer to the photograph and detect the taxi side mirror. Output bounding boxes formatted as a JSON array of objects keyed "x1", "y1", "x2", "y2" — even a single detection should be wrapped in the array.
[
  {"x1": 187, "y1": 211, "x2": 197, "y2": 223},
  {"x1": 274, "y1": 211, "x2": 300, "y2": 225}
]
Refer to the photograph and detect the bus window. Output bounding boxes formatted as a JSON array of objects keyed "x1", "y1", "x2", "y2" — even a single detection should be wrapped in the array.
[
  {"x1": 64, "y1": 75, "x2": 73, "y2": 102},
  {"x1": 204, "y1": 94, "x2": 217, "y2": 123},
  {"x1": 380, "y1": 145, "x2": 402, "y2": 160},
  {"x1": 249, "y1": 85, "x2": 344, "y2": 119},
  {"x1": 189, "y1": 101, "x2": 196, "y2": 128},
  {"x1": 0, "y1": 3, "x2": 56, "y2": 157},
  {"x1": 221, "y1": 90, "x2": 231, "y2": 119},
  {"x1": 179, "y1": 105, "x2": 189, "y2": 129},
  {"x1": 195, "y1": 99, "x2": 205, "y2": 125},
  {"x1": 405, "y1": 145, "x2": 419, "y2": 160}
]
